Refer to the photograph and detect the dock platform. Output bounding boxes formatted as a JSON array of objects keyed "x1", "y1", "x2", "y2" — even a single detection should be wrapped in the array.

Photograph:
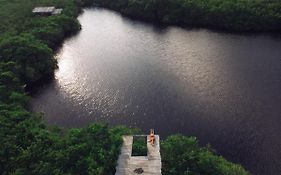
[{"x1": 115, "y1": 135, "x2": 162, "y2": 175}]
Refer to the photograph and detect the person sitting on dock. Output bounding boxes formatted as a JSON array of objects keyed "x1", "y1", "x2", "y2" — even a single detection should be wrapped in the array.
[{"x1": 149, "y1": 129, "x2": 155, "y2": 145}]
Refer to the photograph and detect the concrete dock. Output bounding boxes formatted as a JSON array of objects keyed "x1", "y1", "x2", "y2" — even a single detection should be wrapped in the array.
[{"x1": 115, "y1": 135, "x2": 162, "y2": 175}]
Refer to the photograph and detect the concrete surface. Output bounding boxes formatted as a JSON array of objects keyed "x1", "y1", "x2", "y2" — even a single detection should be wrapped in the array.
[{"x1": 115, "y1": 135, "x2": 161, "y2": 175}]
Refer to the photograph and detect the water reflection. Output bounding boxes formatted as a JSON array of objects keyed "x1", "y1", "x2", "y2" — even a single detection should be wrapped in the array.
[{"x1": 31, "y1": 8, "x2": 281, "y2": 175}]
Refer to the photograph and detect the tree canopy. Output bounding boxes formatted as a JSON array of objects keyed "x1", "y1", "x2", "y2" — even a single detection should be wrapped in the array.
[
  {"x1": 0, "y1": 0, "x2": 251, "y2": 174},
  {"x1": 91, "y1": 0, "x2": 281, "y2": 32}
]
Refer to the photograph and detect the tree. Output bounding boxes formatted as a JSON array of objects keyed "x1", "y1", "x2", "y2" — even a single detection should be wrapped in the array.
[
  {"x1": 0, "y1": 34, "x2": 56, "y2": 84},
  {"x1": 161, "y1": 135, "x2": 249, "y2": 175}
]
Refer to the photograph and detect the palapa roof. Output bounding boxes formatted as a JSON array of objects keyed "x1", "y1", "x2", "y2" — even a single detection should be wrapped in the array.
[
  {"x1": 32, "y1": 6, "x2": 55, "y2": 14},
  {"x1": 52, "y1": 9, "x2": 63, "y2": 15}
]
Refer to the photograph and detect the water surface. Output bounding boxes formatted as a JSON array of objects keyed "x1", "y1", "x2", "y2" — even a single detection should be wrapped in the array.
[{"x1": 31, "y1": 8, "x2": 281, "y2": 175}]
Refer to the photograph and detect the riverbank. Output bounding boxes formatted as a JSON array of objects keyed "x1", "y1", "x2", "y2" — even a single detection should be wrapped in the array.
[
  {"x1": 90, "y1": 0, "x2": 281, "y2": 32},
  {"x1": 0, "y1": 0, "x2": 249, "y2": 174}
]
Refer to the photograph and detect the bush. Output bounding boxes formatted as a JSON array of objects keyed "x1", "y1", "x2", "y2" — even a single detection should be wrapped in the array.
[
  {"x1": 132, "y1": 136, "x2": 147, "y2": 156},
  {"x1": 0, "y1": 121, "x2": 135, "y2": 175},
  {"x1": 91, "y1": 0, "x2": 281, "y2": 32},
  {"x1": 0, "y1": 0, "x2": 251, "y2": 174},
  {"x1": 161, "y1": 135, "x2": 249, "y2": 175},
  {"x1": 29, "y1": 15, "x2": 80, "y2": 48},
  {"x1": 0, "y1": 34, "x2": 56, "y2": 84}
]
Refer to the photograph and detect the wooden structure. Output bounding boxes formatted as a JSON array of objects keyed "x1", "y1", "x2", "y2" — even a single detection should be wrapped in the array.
[
  {"x1": 115, "y1": 135, "x2": 162, "y2": 175},
  {"x1": 32, "y1": 6, "x2": 63, "y2": 16}
]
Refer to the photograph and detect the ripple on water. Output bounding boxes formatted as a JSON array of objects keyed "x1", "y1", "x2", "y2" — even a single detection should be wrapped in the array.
[{"x1": 31, "y1": 8, "x2": 281, "y2": 175}]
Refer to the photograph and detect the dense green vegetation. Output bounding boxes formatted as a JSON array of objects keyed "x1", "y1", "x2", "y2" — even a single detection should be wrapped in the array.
[
  {"x1": 131, "y1": 136, "x2": 147, "y2": 156},
  {"x1": 0, "y1": 0, "x2": 82, "y2": 85},
  {"x1": 0, "y1": 0, "x2": 133, "y2": 174},
  {"x1": 1, "y1": 0, "x2": 250, "y2": 174},
  {"x1": 161, "y1": 135, "x2": 248, "y2": 175},
  {"x1": 91, "y1": 0, "x2": 281, "y2": 32}
]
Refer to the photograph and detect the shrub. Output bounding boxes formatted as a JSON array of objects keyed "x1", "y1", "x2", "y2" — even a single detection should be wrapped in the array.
[{"x1": 161, "y1": 135, "x2": 249, "y2": 175}]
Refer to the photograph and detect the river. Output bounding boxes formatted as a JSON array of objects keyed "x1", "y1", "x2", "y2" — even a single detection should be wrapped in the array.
[{"x1": 31, "y1": 8, "x2": 281, "y2": 175}]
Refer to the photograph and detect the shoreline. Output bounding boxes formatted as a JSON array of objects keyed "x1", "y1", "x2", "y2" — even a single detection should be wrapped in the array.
[{"x1": 2, "y1": 0, "x2": 277, "y2": 174}]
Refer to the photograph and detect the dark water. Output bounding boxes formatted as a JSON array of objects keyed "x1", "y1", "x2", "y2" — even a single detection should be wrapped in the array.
[{"x1": 31, "y1": 8, "x2": 281, "y2": 175}]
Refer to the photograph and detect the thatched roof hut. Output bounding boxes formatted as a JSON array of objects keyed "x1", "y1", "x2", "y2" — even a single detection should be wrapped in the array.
[{"x1": 32, "y1": 6, "x2": 62, "y2": 16}]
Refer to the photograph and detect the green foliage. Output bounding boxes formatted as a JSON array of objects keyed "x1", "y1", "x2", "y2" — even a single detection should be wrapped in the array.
[
  {"x1": 0, "y1": 1, "x2": 118, "y2": 174},
  {"x1": 77, "y1": 0, "x2": 95, "y2": 7},
  {"x1": 0, "y1": 62, "x2": 25, "y2": 103},
  {"x1": 0, "y1": 34, "x2": 56, "y2": 84},
  {"x1": 0, "y1": 0, "x2": 81, "y2": 85},
  {"x1": 0, "y1": 116, "x2": 133, "y2": 175},
  {"x1": 28, "y1": 15, "x2": 81, "y2": 48},
  {"x1": 0, "y1": 0, "x2": 79, "y2": 36},
  {"x1": 0, "y1": 0, "x2": 250, "y2": 174},
  {"x1": 91, "y1": 0, "x2": 281, "y2": 32},
  {"x1": 161, "y1": 135, "x2": 249, "y2": 175},
  {"x1": 64, "y1": 124, "x2": 120, "y2": 175},
  {"x1": 132, "y1": 136, "x2": 147, "y2": 156}
]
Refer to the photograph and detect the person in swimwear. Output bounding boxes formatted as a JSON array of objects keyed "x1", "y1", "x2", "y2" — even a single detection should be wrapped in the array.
[{"x1": 149, "y1": 129, "x2": 155, "y2": 145}]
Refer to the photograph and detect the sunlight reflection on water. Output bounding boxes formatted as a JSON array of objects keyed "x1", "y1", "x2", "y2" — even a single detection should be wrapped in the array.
[{"x1": 32, "y1": 8, "x2": 281, "y2": 175}]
